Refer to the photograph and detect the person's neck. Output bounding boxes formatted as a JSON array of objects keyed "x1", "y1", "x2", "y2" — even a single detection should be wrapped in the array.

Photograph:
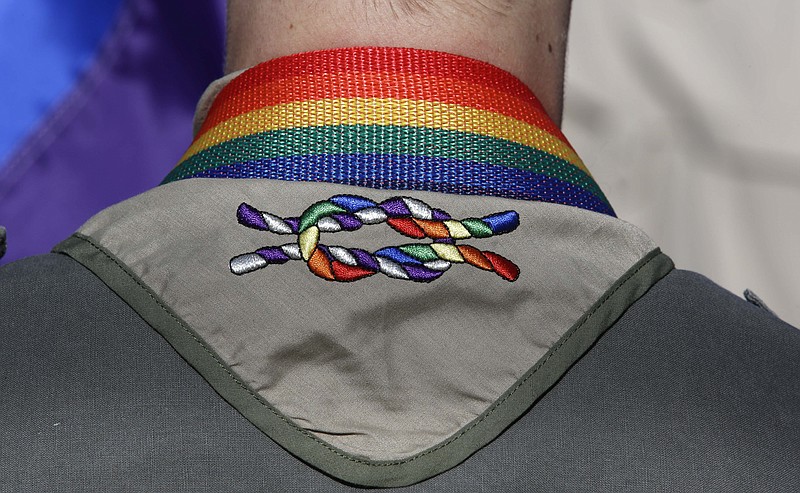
[{"x1": 225, "y1": 0, "x2": 572, "y2": 126}]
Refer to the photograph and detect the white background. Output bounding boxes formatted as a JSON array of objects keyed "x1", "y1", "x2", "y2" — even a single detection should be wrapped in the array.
[{"x1": 564, "y1": 0, "x2": 800, "y2": 326}]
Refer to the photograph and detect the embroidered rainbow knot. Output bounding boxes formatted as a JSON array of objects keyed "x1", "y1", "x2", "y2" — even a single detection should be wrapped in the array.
[{"x1": 230, "y1": 195, "x2": 520, "y2": 282}]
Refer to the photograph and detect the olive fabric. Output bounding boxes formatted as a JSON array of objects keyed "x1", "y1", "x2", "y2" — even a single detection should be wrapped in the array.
[
  {"x1": 2, "y1": 254, "x2": 798, "y2": 492},
  {"x1": 52, "y1": 178, "x2": 660, "y2": 478}
]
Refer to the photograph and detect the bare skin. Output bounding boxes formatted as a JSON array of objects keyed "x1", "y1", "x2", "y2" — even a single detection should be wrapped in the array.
[{"x1": 226, "y1": 0, "x2": 573, "y2": 125}]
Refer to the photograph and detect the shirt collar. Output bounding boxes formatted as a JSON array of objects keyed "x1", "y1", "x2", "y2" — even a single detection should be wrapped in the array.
[{"x1": 163, "y1": 47, "x2": 614, "y2": 216}]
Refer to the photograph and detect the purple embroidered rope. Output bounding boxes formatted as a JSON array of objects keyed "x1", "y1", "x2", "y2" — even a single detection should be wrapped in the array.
[{"x1": 230, "y1": 194, "x2": 521, "y2": 282}]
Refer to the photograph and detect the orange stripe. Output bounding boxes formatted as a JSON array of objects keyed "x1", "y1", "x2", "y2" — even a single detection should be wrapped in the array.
[
  {"x1": 457, "y1": 245, "x2": 493, "y2": 271},
  {"x1": 307, "y1": 248, "x2": 335, "y2": 280},
  {"x1": 198, "y1": 71, "x2": 567, "y2": 144},
  {"x1": 217, "y1": 47, "x2": 544, "y2": 112},
  {"x1": 412, "y1": 219, "x2": 451, "y2": 239}
]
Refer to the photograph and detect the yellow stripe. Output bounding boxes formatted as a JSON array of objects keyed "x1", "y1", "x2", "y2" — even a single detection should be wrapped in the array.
[
  {"x1": 431, "y1": 244, "x2": 465, "y2": 263},
  {"x1": 181, "y1": 98, "x2": 587, "y2": 174},
  {"x1": 443, "y1": 220, "x2": 472, "y2": 239},
  {"x1": 298, "y1": 226, "x2": 319, "y2": 261}
]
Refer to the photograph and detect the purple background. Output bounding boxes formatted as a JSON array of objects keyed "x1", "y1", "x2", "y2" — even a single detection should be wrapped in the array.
[{"x1": 0, "y1": 0, "x2": 226, "y2": 264}]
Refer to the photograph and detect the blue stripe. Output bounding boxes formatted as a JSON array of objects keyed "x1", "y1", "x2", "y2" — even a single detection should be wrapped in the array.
[
  {"x1": 330, "y1": 195, "x2": 377, "y2": 212},
  {"x1": 481, "y1": 211, "x2": 520, "y2": 235},
  {"x1": 375, "y1": 247, "x2": 424, "y2": 265},
  {"x1": 188, "y1": 153, "x2": 616, "y2": 216}
]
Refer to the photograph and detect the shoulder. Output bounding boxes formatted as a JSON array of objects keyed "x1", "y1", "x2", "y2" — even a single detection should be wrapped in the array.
[{"x1": 2, "y1": 258, "x2": 798, "y2": 491}]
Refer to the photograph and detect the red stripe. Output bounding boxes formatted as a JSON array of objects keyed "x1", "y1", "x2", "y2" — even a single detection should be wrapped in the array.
[
  {"x1": 483, "y1": 251, "x2": 520, "y2": 282},
  {"x1": 197, "y1": 72, "x2": 566, "y2": 142},
  {"x1": 386, "y1": 217, "x2": 426, "y2": 239},
  {"x1": 332, "y1": 261, "x2": 376, "y2": 282},
  {"x1": 226, "y1": 47, "x2": 541, "y2": 108},
  {"x1": 197, "y1": 47, "x2": 570, "y2": 144}
]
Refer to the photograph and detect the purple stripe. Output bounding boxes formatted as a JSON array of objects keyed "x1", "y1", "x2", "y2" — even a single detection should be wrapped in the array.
[
  {"x1": 189, "y1": 154, "x2": 615, "y2": 216},
  {"x1": 332, "y1": 213, "x2": 362, "y2": 231},
  {"x1": 431, "y1": 209, "x2": 451, "y2": 221},
  {"x1": 379, "y1": 198, "x2": 411, "y2": 217},
  {"x1": 404, "y1": 264, "x2": 445, "y2": 282},
  {"x1": 237, "y1": 203, "x2": 268, "y2": 230},
  {"x1": 284, "y1": 217, "x2": 300, "y2": 232},
  {"x1": 349, "y1": 248, "x2": 380, "y2": 271},
  {"x1": 256, "y1": 247, "x2": 290, "y2": 264}
]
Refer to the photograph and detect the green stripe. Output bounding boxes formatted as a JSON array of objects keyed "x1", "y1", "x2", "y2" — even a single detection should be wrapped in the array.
[
  {"x1": 399, "y1": 244, "x2": 439, "y2": 262},
  {"x1": 298, "y1": 201, "x2": 346, "y2": 232},
  {"x1": 461, "y1": 218, "x2": 493, "y2": 238},
  {"x1": 164, "y1": 125, "x2": 605, "y2": 200}
]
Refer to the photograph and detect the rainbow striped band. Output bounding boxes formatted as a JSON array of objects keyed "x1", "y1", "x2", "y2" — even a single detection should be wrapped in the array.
[{"x1": 164, "y1": 47, "x2": 614, "y2": 216}]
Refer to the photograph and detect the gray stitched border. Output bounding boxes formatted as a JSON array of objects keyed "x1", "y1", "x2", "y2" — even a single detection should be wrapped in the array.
[{"x1": 54, "y1": 234, "x2": 674, "y2": 488}]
